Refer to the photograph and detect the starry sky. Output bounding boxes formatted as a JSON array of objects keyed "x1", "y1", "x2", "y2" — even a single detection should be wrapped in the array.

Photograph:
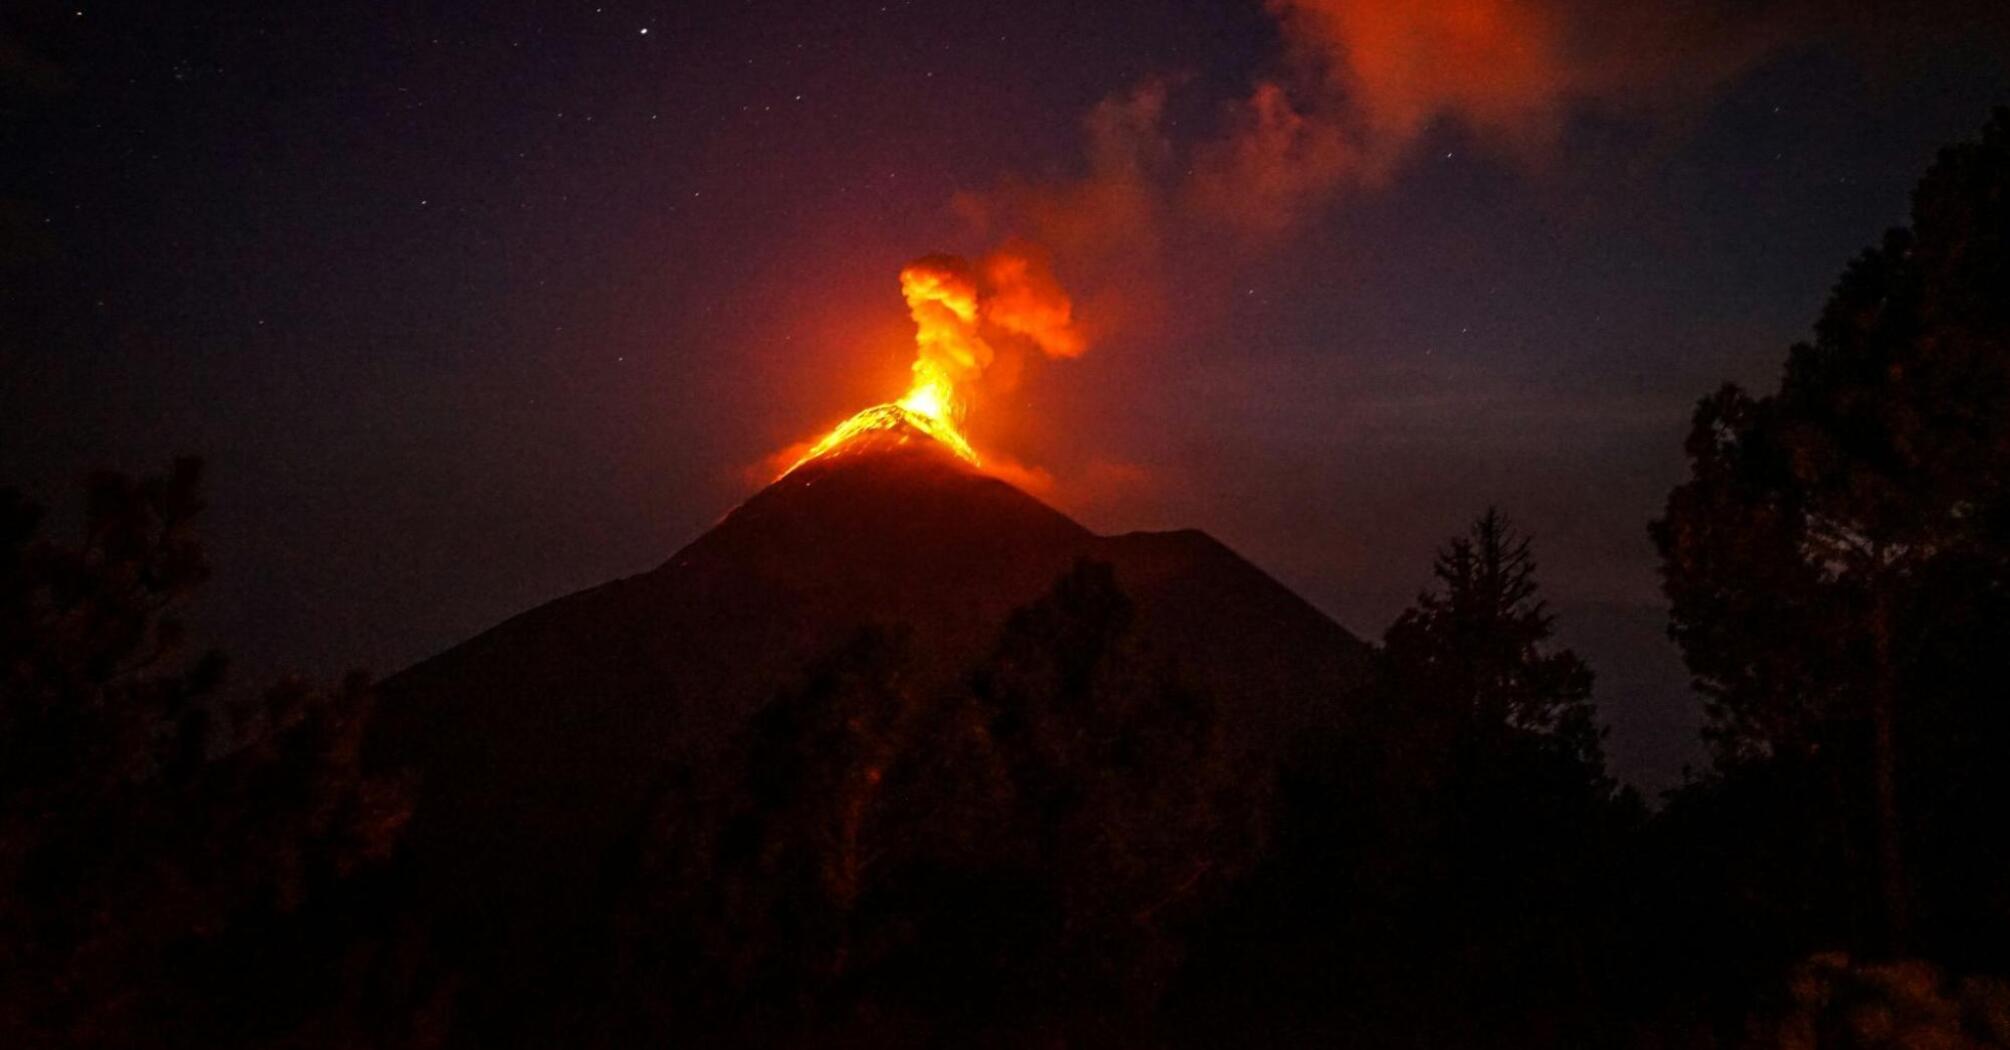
[{"x1": 5, "y1": 0, "x2": 2009, "y2": 791}]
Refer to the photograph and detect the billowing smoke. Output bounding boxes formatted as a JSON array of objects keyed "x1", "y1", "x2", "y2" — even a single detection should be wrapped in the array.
[
  {"x1": 896, "y1": 244, "x2": 1084, "y2": 423},
  {"x1": 966, "y1": 0, "x2": 1812, "y2": 274},
  {"x1": 846, "y1": 0, "x2": 1794, "y2": 480},
  {"x1": 794, "y1": 0, "x2": 2006, "y2": 481},
  {"x1": 776, "y1": 243, "x2": 1086, "y2": 478}
]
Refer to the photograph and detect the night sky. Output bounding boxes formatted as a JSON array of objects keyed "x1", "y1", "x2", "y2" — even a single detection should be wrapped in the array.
[{"x1": 6, "y1": 0, "x2": 2009, "y2": 791}]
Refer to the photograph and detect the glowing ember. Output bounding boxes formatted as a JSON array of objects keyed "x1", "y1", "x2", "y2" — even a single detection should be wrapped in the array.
[{"x1": 783, "y1": 248, "x2": 1082, "y2": 478}]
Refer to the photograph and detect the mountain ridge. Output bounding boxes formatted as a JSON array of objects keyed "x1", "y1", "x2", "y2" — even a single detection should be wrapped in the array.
[{"x1": 366, "y1": 441, "x2": 1373, "y2": 1003}]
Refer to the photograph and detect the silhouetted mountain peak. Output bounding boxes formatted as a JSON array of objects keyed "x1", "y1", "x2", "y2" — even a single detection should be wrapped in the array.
[
  {"x1": 369, "y1": 440, "x2": 1372, "y2": 972},
  {"x1": 686, "y1": 439, "x2": 1092, "y2": 600}
]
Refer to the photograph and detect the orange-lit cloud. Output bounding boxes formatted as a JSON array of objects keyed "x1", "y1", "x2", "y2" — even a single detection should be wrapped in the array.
[
  {"x1": 897, "y1": 243, "x2": 1085, "y2": 414},
  {"x1": 883, "y1": 0, "x2": 1833, "y2": 502},
  {"x1": 776, "y1": 242, "x2": 1088, "y2": 479},
  {"x1": 966, "y1": 0, "x2": 1801, "y2": 261},
  {"x1": 977, "y1": 245, "x2": 1087, "y2": 361},
  {"x1": 1279, "y1": 0, "x2": 1575, "y2": 155},
  {"x1": 796, "y1": 0, "x2": 1973, "y2": 493}
]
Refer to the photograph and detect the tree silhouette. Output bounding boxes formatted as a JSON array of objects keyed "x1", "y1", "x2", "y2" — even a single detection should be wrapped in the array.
[
  {"x1": 592, "y1": 560, "x2": 1262, "y2": 1045},
  {"x1": 1381, "y1": 510, "x2": 1621, "y2": 1042},
  {"x1": 1654, "y1": 108, "x2": 2010, "y2": 956},
  {"x1": 1171, "y1": 510, "x2": 1627, "y2": 1049},
  {"x1": 1, "y1": 457, "x2": 220, "y2": 806},
  {"x1": 0, "y1": 460, "x2": 413, "y2": 1048},
  {"x1": 1383, "y1": 507, "x2": 1605, "y2": 779}
]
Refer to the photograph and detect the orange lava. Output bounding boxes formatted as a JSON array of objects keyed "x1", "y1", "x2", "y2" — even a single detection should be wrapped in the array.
[{"x1": 781, "y1": 248, "x2": 1082, "y2": 478}]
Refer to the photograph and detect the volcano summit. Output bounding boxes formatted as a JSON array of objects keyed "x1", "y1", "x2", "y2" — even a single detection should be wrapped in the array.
[{"x1": 783, "y1": 400, "x2": 981, "y2": 474}]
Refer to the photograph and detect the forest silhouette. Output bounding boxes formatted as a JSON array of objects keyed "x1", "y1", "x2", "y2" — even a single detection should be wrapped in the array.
[{"x1": 3, "y1": 109, "x2": 2009, "y2": 1049}]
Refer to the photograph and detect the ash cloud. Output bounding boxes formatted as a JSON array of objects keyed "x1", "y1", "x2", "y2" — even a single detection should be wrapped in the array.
[{"x1": 959, "y1": 0, "x2": 2004, "y2": 298}]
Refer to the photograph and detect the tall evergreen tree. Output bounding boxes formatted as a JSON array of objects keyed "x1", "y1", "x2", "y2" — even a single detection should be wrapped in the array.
[
  {"x1": 1200, "y1": 510, "x2": 1621, "y2": 1048},
  {"x1": 1654, "y1": 108, "x2": 2010, "y2": 955},
  {"x1": 1383, "y1": 508, "x2": 1605, "y2": 778}
]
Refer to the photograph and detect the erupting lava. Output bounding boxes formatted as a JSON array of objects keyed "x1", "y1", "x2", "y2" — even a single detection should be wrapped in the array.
[
  {"x1": 783, "y1": 248, "x2": 1083, "y2": 477},
  {"x1": 787, "y1": 400, "x2": 981, "y2": 472}
]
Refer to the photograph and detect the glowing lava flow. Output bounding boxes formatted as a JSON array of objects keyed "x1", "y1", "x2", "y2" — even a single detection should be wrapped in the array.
[
  {"x1": 785, "y1": 400, "x2": 980, "y2": 473},
  {"x1": 782, "y1": 258, "x2": 993, "y2": 475},
  {"x1": 781, "y1": 249, "x2": 1083, "y2": 478}
]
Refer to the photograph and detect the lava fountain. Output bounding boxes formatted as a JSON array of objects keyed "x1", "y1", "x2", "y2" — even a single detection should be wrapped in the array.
[{"x1": 782, "y1": 248, "x2": 1084, "y2": 477}]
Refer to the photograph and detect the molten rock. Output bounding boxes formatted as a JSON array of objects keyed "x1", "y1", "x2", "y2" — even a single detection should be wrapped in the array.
[{"x1": 784, "y1": 401, "x2": 978, "y2": 475}]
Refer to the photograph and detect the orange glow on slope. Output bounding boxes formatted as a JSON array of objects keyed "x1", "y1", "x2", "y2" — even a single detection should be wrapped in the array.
[
  {"x1": 785, "y1": 402, "x2": 980, "y2": 472},
  {"x1": 782, "y1": 248, "x2": 1082, "y2": 477}
]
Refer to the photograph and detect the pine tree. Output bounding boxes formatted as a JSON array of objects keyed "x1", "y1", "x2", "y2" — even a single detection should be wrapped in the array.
[{"x1": 1384, "y1": 508, "x2": 1604, "y2": 776}]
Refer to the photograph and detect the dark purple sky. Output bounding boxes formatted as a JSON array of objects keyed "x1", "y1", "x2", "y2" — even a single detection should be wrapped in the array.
[{"x1": 6, "y1": 0, "x2": 2009, "y2": 791}]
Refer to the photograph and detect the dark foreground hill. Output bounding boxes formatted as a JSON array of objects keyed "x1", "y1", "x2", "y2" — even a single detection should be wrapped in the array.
[{"x1": 366, "y1": 436, "x2": 1371, "y2": 1043}]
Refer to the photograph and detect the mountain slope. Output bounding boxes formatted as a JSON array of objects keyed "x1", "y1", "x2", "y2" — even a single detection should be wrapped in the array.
[{"x1": 368, "y1": 440, "x2": 1371, "y2": 984}]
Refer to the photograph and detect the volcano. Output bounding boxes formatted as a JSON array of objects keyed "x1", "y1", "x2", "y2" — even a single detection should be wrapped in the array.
[{"x1": 368, "y1": 436, "x2": 1371, "y2": 1019}]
